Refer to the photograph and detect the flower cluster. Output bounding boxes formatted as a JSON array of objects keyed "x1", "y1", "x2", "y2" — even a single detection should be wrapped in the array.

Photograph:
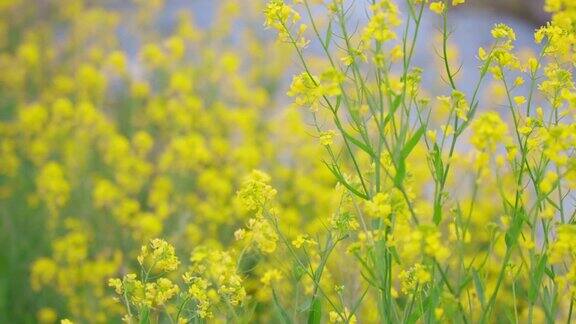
[
  {"x1": 183, "y1": 246, "x2": 246, "y2": 319},
  {"x1": 264, "y1": 0, "x2": 308, "y2": 47},
  {"x1": 236, "y1": 170, "x2": 277, "y2": 213},
  {"x1": 549, "y1": 225, "x2": 576, "y2": 296},
  {"x1": 470, "y1": 112, "x2": 509, "y2": 151},
  {"x1": 109, "y1": 239, "x2": 246, "y2": 322},
  {"x1": 287, "y1": 68, "x2": 344, "y2": 111},
  {"x1": 137, "y1": 238, "x2": 180, "y2": 273},
  {"x1": 109, "y1": 239, "x2": 181, "y2": 319},
  {"x1": 362, "y1": 0, "x2": 402, "y2": 43}
]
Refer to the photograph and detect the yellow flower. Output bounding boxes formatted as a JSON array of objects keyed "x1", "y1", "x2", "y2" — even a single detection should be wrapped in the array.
[
  {"x1": 165, "y1": 36, "x2": 186, "y2": 59},
  {"x1": 430, "y1": 2, "x2": 445, "y2": 15},
  {"x1": 151, "y1": 278, "x2": 180, "y2": 305},
  {"x1": 491, "y1": 23, "x2": 516, "y2": 40},
  {"x1": 106, "y1": 50, "x2": 127, "y2": 74},
  {"x1": 435, "y1": 307, "x2": 445, "y2": 319},
  {"x1": 478, "y1": 47, "x2": 488, "y2": 60},
  {"x1": 108, "y1": 278, "x2": 123, "y2": 294},
  {"x1": 36, "y1": 162, "x2": 70, "y2": 213},
  {"x1": 264, "y1": 0, "x2": 300, "y2": 31},
  {"x1": 514, "y1": 96, "x2": 526, "y2": 105},
  {"x1": 261, "y1": 269, "x2": 283, "y2": 285},
  {"x1": 514, "y1": 76, "x2": 525, "y2": 87},
  {"x1": 292, "y1": 235, "x2": 317, "y2": 248},
  {"x1": 365, "y1": 192, "x2": 392, "y2": 219},
  {"x1": 427, "y1": 129, "x2": 437, "y2": 142},
  {"x1": 391, "y1": 45, "x2": 403, "y2": 61},
  {"x1": 470, "y1": 112, "x2": 509, "y2": 151},
  {"x1": 169, "y1": 72, "x2": 193, "y2": 93},
  {"x1": 319, "y1": 130, "x2": 336, "y2": 146},
  {"x1": 184, "y1": 246, "x2": 246, "y2": 318},
  {"x1": 539, "y1": 171, "x2": 558, "y2": 193},
  {"x1": 243, "y1": 217, "x2": 279, "y2": 253},
  {"x1": 140, "y1": 43, "x2": 165, "y2": 67},
  {"x1": 137, "y1": 238, "x2": 180, "y2": 273},
  {"x1": 399, "y1": 263, "x2": 431, "y2": 294},
  {"x1": 288, "y1": 72, "x2": 320, "y2": 109},
  {"x1": 17, "y1": 41, "x2": 40, "y2": 66},
  {"x1": 38, "y1": 307, "x2": 57, "y2": 324},
  {"x1": 31, "y1": 258, "x2": 57, "y2": 291},
  {"x1": 237, "y1": 170, "x2": 277, "y2": 213},
  {"x1": 362, "y1": 0, "x2": 402, "y2": 42},
  {"x1": 264, "y1": 0, "x2": 306, "y2": 46},
  {"x1": 319, "y1": 68, "x2": 344, "y2": 97}
]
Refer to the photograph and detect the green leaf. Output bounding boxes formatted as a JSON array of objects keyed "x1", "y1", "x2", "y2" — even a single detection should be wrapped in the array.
[
  {"x1": 401, "y1": 125, "x2": 425, "y2": 159},
  {"x1": 390, "y1": 246, "x2": 401, "y2": 264},
  {"x1": 139, "y1": 307, "x2": 150, "y2": 324},
  {"x1": 393, "y1": 126, "x2": 425, "y2": 188},
  {"x1": 432, "y1": 144, "x2": 444, "y2": 181},
  {"x1": 505, "y1": 210, "x2": 524, "y2": 248},
  {"x1": 541, "y1": 285, "x2": 556, "y2": 323},
  {"x1": 503, "y1": 309, "x2": 515, "y2": 323},
  {"x1": 433, "y1": 197, "x2": 442, "y2": 225},
  {"x1": 392, "y1": 94, "x2": 402, "y2": 110},
  {"x1": 394, "y1": 159, "x2": 406, "y2": 188},
  {"x1": 272, "y1": 288, "x2": 293, "y2": 324},
  {"x1": 544, "y1": 267, "x2": 555, "y2": 280},
  {"x1": 472, "y1": 269, "x2": 486, "y2": 307},
  {"x1": 406, "y1": 285, "x2": 440, "y2": 324},
  {"x1": 324, "y1": 20, "x2": 333, "y2": 49},
  {"x1": 458, "y1": 274, "x2": 473, "y2": 293},
  {"x1": 323, "y1": 161, "x2": 369, "y2": 200},
  {"x1": 528, "y1": 255, "x2": 547, "y2": 303},
  {"x1": 342, "y1": 129, "x2": 375, "y2": 158},
  {"x1": 307, "y1": 297, "x2": 322, "y2": 324},
  {"x1": 383, "y1": 95, "x2": 402, "y2": 126}
]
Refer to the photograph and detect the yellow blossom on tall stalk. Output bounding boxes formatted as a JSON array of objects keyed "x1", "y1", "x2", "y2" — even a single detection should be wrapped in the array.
[
  {"x1": 137, "y1": 238, "x2": 180, "y2": 273},
  {"x1": 362, "y1": 0, "x2": 402, "y2": 42},
  {"x1": 236, "y1": 170, "x2": 277, "y2": 213},
  {"x1": 183, "y1": 246, "x2": 246, "y2": 319},
  {"x1": 430, "y1": 2, "x2": 445, "y2": 15},
  {"x1": 264, "y1": 0, "x2": 309, "y2": 48},
  {"x1": 470, "y1": 112, "x2": 509, "y2": 151}
]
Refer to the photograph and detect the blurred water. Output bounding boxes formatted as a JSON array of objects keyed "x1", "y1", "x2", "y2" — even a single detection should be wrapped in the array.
[
  {"x1": 118, "y1": 1, "x2": 541, "y2": 80},
  {"x1": 180, "y1": 1, "x2": 537, "y2": 92},
  {"x1": 117, "y1": 0, "x2": 544, "y2": 108}
]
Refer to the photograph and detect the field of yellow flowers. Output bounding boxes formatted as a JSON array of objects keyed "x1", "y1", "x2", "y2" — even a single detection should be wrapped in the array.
[{"x1": 0, "y1": 0, "x2": 575, "y2": 323}]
